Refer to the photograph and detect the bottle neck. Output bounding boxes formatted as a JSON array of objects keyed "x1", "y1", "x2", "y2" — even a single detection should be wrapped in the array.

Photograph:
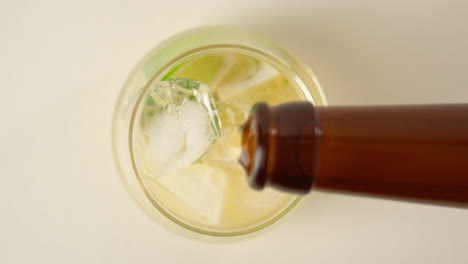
[
  {"x1": 240, "y1": 102, "x2": 468, "y2": 207},
  {"x1": 239, "y1": 102, "x2": 319, "y2": 194}
]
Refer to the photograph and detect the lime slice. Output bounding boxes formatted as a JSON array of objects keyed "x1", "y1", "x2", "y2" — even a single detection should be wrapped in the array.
[
  {"x1": 217, "y1": 54, "x2": 261, "y2": 86},
  {"x1": 214, "y1": 56, "x2": 278, "y2": 101},
  {"x1": 222, "y1": 75, "x2": 302, "y2": 109},
  {"x1": 213, "y1": 55, "x2": 263, "y2": 100},
  {"x1": 167, "y1": 54, "x2": 233, "y2": 86},
  {"x1": 166, "y1": 53, "x2": 262, "y2": 97}
]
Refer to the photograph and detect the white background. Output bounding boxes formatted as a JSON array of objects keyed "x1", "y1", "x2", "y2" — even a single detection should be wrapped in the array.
[{"x1": 2, "y1": 0, "x2": 468, "y2": 263}]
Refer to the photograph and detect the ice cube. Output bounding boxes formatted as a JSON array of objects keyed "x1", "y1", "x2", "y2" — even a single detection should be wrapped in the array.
[
  {"x1": 216, "y1": 102, "x2": 249, "y2": 134},
  {"x1": 220, "y1": 165, "x2": 288, "y2": 223},
  {"x1": 141, "y1": 78, "x2": 222, "y2": 174},
  {"x1": 202, "y1": 132, "x2": 242, "y2": 164},
  {"x1": 144, "y1": 78, "x2": 221, "y2": 134},
  {"x1": 157, "y1": 164, "x2": 227, "y2": 224},
  {"x1": 238, "y1": 187, "x2": 286, "y2": 212},
  {"x1": 146, "y1": 110, "x2": 186, "y2": 171}
]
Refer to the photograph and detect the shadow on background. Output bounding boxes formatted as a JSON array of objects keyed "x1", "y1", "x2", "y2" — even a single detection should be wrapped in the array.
[
  {"x1": 224, "y1": 6, "x2": 468, "y2": 221},
  {"x1": 231, "y1": 2, "x2": 468, "y2": 106}
]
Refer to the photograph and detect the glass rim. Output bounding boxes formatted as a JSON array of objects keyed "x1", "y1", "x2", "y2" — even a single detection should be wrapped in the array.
[
  {"x1": 129, "y1": 44, "x2": 306, "y2": 236},
  {"x1": 114, "y1": 27, "x2": 327, "y2": 237}
]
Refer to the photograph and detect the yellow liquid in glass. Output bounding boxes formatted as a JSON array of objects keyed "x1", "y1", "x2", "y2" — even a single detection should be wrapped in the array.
[{"x1": 136, "y1": 52, "x2": 305, "y2": 231}]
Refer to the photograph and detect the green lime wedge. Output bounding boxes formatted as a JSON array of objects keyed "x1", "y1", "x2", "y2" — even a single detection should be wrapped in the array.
[{"x1": 167, "y1": 54, "x2": 229, "y2": 86}]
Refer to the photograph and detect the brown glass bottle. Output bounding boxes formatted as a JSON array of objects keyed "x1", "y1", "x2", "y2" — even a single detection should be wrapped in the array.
[{"x1": 239, "y1": 102, "x2": 468, "y2": 207}]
